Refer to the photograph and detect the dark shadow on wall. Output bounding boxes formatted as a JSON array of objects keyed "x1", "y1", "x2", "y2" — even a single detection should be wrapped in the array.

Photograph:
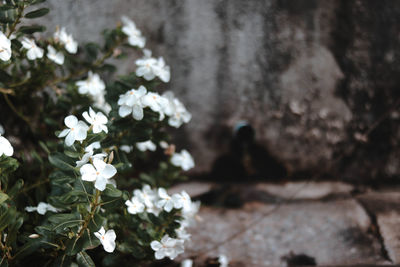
[{"x1": 208, "y1": 122, "x2": 287, "y2": 182}]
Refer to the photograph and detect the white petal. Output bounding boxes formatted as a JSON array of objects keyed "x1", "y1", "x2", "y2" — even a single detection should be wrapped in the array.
[
  {"x1": 65, "y1": 132, "x2": 75, "y2": 146},
  {"x1": 118, "y1": 105, "x2": 132, "y2": 117},
  {"x1": 58, "y1": 129, "x2": 70, "y2": 138},
  {"x1": 132, "y1": 105, "x2": 143, "y2": 120},
  {"x1": 95, "y1": 176, "x2": 107, "y2": 191},
  {"x1": 101, "y1": 164, "x2": 117, "y2": 179},
  {"x1": 150, "y1": 241, "x2": 162, "y2": 251},
  {"x1": 64, "y1": 115, "x2": 78, "y2": 128}
]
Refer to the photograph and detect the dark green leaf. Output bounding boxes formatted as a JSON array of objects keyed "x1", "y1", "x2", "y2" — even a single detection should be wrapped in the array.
[
  {"x1": 48, "y1": 152, "x2": 76, "y2": 171},
  {"x1": 24, "y1": 8, "x2": 49, "y2": 18},
  {"x1": 76, "y1": 251, "x2": 95, "y2": 267},
  {"x1": 19, "y1": 25, "x2": 46, "y2": 34},
  {"x1": 0, "y1": 192, "x2": 8, "y2": 204}
]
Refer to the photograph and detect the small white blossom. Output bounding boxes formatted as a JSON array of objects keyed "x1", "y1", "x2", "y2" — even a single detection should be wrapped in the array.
[
  {"x1": 181, "y1": 259, "x2": 193, "y2": 267},
  {"x1": 21, "y1": 37, "x2": 43, "y2": 60},
  {"x1": 54, "y1": 27, "x2": 78, "y2": 54},
  {"x1": 94, "y1": 227, "x2": 116, "y2": 253},
  {"x1": 83, "y1": 107, "x2": 108, "y2": 134},
  {"x1": 163, "y1": 91, "x2": 192, "y2": 128},
  {"x1": 58, "y1": 115, "x2": 89, "y2": 146},
  {"x1": 135, "y1": 51, "x2": 158, "y2": 81},
  {"x1": 121, "y1": 16, "x2": 145, "y2": 48},
  {"x1": 80, "y1": 158, "x2": 117, "y2": 191},
  {"x1": 47, "y1": 45, "x2": 64, "y2": 65},
  {"x1": 75, "y1": 152, "x2": 106, "y2": 168},
  {"x1": 156, "y1": 188, "x2": 175, "y2": 212},
  {"x1": 171, "y1": 150, "x2": 195, "y2": 171},
  {"x1": 175, "y1": 226, "x2": 191, "y2": 241},
  {"x1": 0, "y1": 134, "x2": 13, "y2": 157},
  {"x1": 133, "y1": 185, "x2": 156, "y2": 209},
  {"x1": 0, "y1": 31, "x2": 11, "y2": 61},
  {"x1": 150, "y1": 235, "x2": 184, "y2": 260},
  {"x1": 120, "y1": 145, "x2": 133, "y2": 153},
  {"x1": 181, "y1": 201, "x2": 201, "y2": 227},
  {"x1": 218, "y1": 254, "x2": 229, "y2": 267},
  {"x1": 141, "y1": 92, "x2": 169, "y2": 120},
  {"x1": 85, "y1": 141, "x2": 101, "y2": 153},
  {"x1": 136, "y1": 140, "x2": 156, "y2": 152},
  {"x1": 76, "y1": 71, "x2": 106, "y2": 96},
  {"x1": 92, "y1": 92, "x2": 112, "y2": 115},
  {"x1": 153, "y1": 57, "x2": 170, "y2": 83},
  {"x1": 125, "y1": 196, "x2": 145, "y2": 215},
  {"x1": 118, "y1": 86, "x2": 147, "y2": 120},
  {"x1": 28, "y1": 234, "x2": 40, "y2": 239},
  {"x1": 172, "y1": 191, "x2": 192, "y2": 210},
  {"x1": 135, "y1": 50, "x2": 171, "y2": 83},
  {"x1": 25, "y1": 202, "x2": 60, "y2": 215}
]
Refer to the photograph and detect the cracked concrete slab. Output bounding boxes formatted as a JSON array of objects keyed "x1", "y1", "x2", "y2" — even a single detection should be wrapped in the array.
[
  {"x1": 182, "y1": 199, "x2": 386, "y2": 266},
  {"x1": 358, "y1": 190, "x2": 400, "y2": 264}
]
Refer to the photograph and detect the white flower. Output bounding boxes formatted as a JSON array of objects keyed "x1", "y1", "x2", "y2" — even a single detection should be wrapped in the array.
[
  {"x1": 83, "y1": 107, "x2": 108, "y2": 134},
  {"x1": 181, "y1": 201, "x2": 201, "y2": 227},
  {"x1": 171, "y1": 150, "x2": 195, "y2": 171},
  {"x1": 150, "y1": 235, "x2": 184, "y2": 260},
  {"x1": 54, "y1": 27, "x2": 78, "y2": 54},
  {"x1": 175, "y1": 226, "x2": 191, "y2": 241},
  {"x1": 94, "y1": 226, "x2": 116, "y2": 253},
  {"x1": 85, "y1": 141, "x2": 101, "y2": 153},
  {"x1": 0, "y1": 135, "x2": 13, "y2": 157},
  {"x1": 135, "y1": 50, "x2": 171, "y2": 83},
  {"x1": 156, "y1": 188, "x2": 176, "y2": 212},
  {"x1": 58, "y1": 115, "x2": 89, "y2": 147},
  {"x1": 25, "y1": 202, "x2": 60, "y2": 215},
  {"x1": 171, "y1": 191, "x2": 192, "y2": 210},
  {"x1": 135, "y1": 53, "x2": 158, "y2": 81},
  {"x1": 181, "y1": 259, "x2": 193, "y2": 267},
  {"x1": 92, "y1": 92, "x2": 112, "y2": 115},
  {"x1": 141, "y1": 92, "x2": 169, "y2": 120},
  {"x1": 136, "y1": 140, "x2": 156, "y2": 152},
  {"x1": 118, "y1": 86, "x2": 147, "y2": 120},
  {"x1": 80, "y1": 158, "x2": 117, "y2": 191},
  {"x1": 218, "y1": 254, "x2": 229, "y2": 267},
  {"x1": 133, "y1": 185, "x2": 156, "y2": 209},
  {"x1": 76, "y1": 71, "x2": 106, "y2": 96},
  {"x1": 47, "y1": 45, "x2": 64, "y2": 65},
  {"x1": 21, "y1": 37, "x2": 43, "y2": 60},
  {"x1": 75, "y1": 152, "x2": 106, "y2": 168},
  {"x1": 163, "y1": 91, "x2": 192, "y2": 128},
  {"x1": 120, "y1": 145, "x2": 133, "y2": 153},
  {"x1": 121, "y1": 16, "x2": 145, "y2": 48},
  {"x1": 125, "y1": 196, "x2": 145, "y2": 215},
  {"x1": 153, "y1": 57, "x2": 170, "y2": 83},
  {"x1": 0, "y1": 31, "x2": 11, "y2": 61}
]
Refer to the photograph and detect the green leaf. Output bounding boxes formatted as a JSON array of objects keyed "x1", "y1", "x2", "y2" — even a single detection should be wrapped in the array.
[
  {"x1": 24, "y1": 8, "x2": 49, "y2": 18},
  {"x1": 76, "y1": 251, "x2": 95, "y2": 267},
  {"x1": 103, "y1": 184, "x2": 122, "y2": 198},
  {"x1": 8, "y1": 179, "x2": 23, "y2": 198},
  {"x1": 48, "y1": 213, "x2": 83, "y2": 233},
  {"x1": 0, "y1": 8, "x2": 17, "y2": 23},
  {"x1": 48, "y1": 152, "x2": 76, "y2": 171},
  {"x1": 30, "y1": 0, "x2": 47, "y2": 5},
  {"x1": 19, "y1": 25, "x2": 46, "y2": 34},
  {"x1": 0, "y1": 192, "x2": 8, "y2": 204}
]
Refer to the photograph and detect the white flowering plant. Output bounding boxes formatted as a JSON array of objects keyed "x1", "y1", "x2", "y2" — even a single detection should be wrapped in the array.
[{"x1": 0, "y1": 1, "x2": 198, "y2": 266}]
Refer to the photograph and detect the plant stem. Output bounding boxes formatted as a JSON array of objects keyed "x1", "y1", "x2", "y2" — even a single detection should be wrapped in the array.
[{"x1": 7, "y1": 4, "x2": 25, "y2": 38}]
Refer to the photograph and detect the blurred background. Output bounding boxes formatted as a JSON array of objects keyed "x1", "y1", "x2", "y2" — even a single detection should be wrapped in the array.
[
  {"x1": 38, "y1": 1, "x2": 400, "y2": 266},
  {"x1": 40, "y1": 0, "x2": 400, "y2": 183}
]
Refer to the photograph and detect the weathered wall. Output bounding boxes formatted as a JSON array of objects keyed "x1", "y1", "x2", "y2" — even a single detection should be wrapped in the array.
[{"x1": 38, "y1": 0, "x2": 400, "y2": 180}]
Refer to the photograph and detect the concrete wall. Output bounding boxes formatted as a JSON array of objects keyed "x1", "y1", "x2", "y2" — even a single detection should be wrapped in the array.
[{"x1": 39, "y1": 0, "x2": 400, "y2": 180}]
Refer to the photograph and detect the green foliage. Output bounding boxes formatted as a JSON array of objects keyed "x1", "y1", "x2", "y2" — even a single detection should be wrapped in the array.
[{"x1": 0, "y1": 1, "x2": 195, "y2": 266}]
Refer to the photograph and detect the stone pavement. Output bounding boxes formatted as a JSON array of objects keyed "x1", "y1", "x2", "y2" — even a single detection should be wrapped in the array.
[{"x1": 170, "y1": 181, "x2": 400, "y2": 266}]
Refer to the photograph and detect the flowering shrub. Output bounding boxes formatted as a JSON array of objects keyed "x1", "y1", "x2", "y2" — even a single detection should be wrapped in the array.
[{"x1": 0, "y1": 0, "x2": 198, "y2": 266}]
